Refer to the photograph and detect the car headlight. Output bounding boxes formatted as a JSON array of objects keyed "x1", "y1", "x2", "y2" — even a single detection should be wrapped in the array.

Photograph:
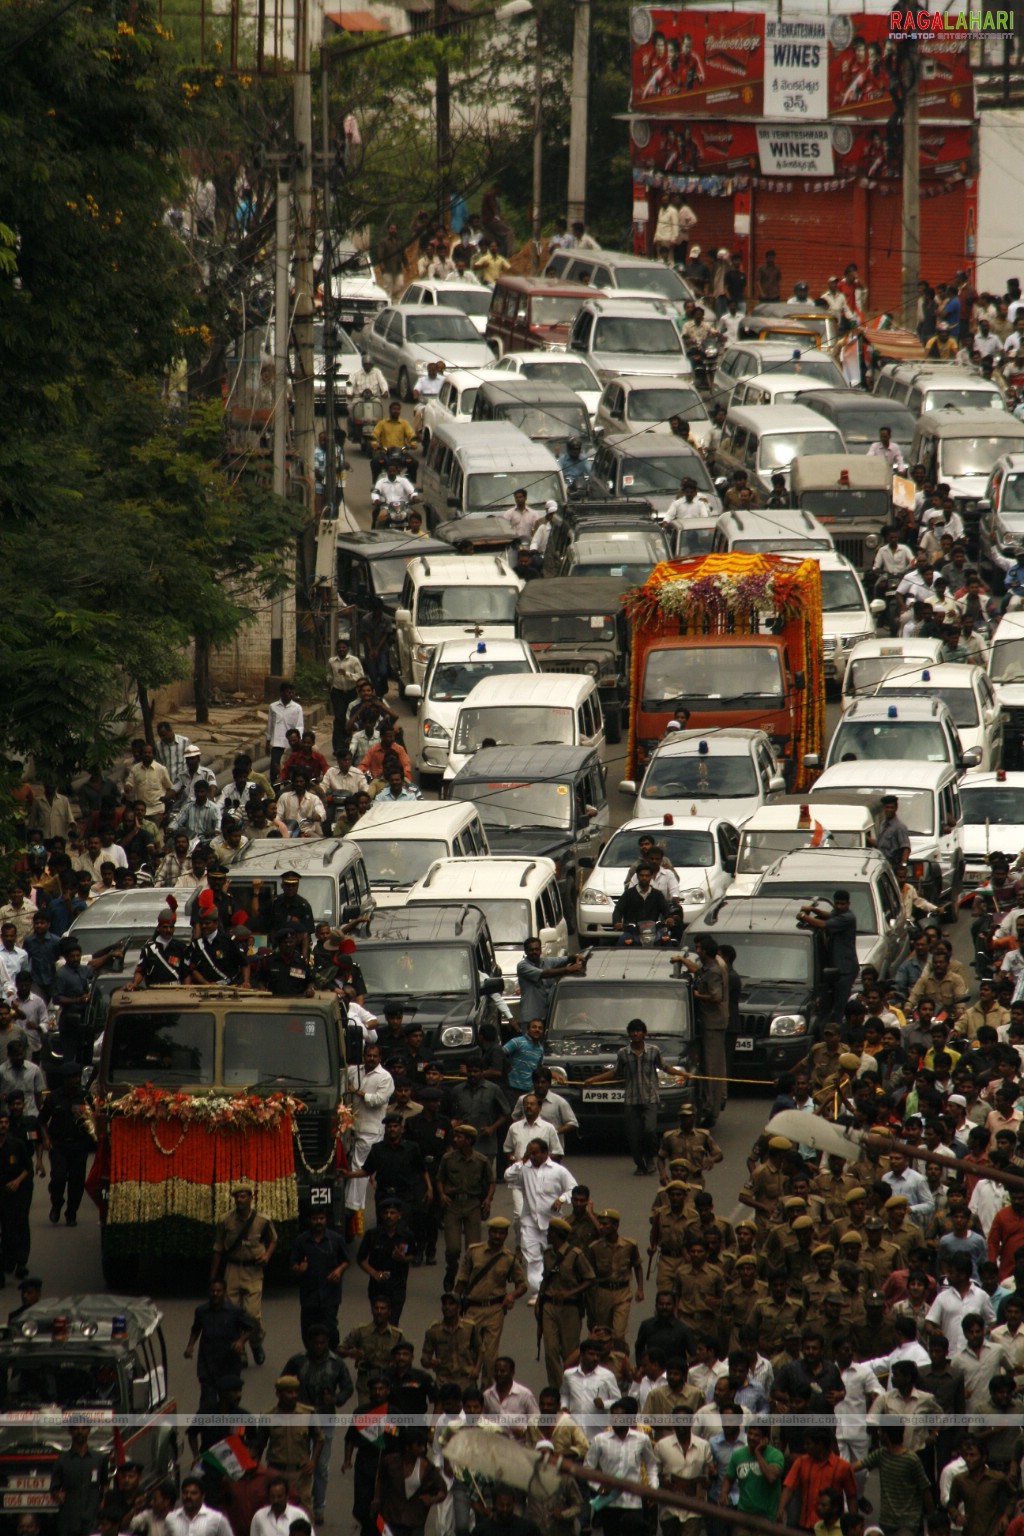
[
  {"x1": 656, "y1": 1068, "x2": 683, "y2": 1086},
  {"x1": 423, "y1": 719, "x2": 450, "y2": 741},
  {"x1": 440, "y1": 1026, "x2": 474, "y2": 1047},
  {"x1": 682, "y1": 886, "x2": 708, "y2": 903},
  {"x1": 769, "y1": 1014, "x2": 807, "y2": 1037},
  {"x1": 548, "y1": 1065, "x2": 568, "y2": 1083},
  {"x1": 415, "y1": 644, "x2": 435, "y2": 664},
  {"x1": 865, "y1": 533, "x2": 879, "y2": 550},
  {"x1": 581, "y1": 887, "x2": 611, "y2": 906}
]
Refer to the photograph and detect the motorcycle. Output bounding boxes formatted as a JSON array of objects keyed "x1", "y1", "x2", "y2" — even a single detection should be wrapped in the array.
[
  {"x1": 372, "y1": 490, "x2": 421, "y2": 531},
  {"x1": 617, "y1": 919, "x2": 675, "y2": 948},
  {"x1": 349, "y1": 387, "x2": 386, "y2": 457},
  {"x1": 371, "y1": 442, "x2": 419, "y2": 485},
  {"x1": 686, "y1": 339, "x2": 718, "y2": 394}
]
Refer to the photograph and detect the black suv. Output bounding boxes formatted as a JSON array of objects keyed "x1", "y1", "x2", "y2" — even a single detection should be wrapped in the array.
[
  {"x1": 516, "y1": 575, "x2": 631, "y2": 744},
  {"x1": 336, "y1": 530, "x2": 449, "y2": 655},
  {"x1": 448, "y1": 746, "x2": 608, "y2": 918},
  {"x1": 355, "y1": 904, "x2": 505, "y2": 1065},
  {"x1": 543, "y1": 510, "x2": 672, "y2": 581},
  {"x1": 686, "y1": 895, "x2": 832, "y2": 1083},
  {"x1": 543, "y1": 950, "x2": 697, "y2": 1137}
]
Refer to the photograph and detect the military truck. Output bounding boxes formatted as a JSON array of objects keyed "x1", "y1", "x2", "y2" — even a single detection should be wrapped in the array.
[{"x1": 516, "y1": 576, "x2": 632, "y2": 744}]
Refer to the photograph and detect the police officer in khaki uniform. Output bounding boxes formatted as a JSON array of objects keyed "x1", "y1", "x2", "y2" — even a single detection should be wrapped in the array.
[
  {"x1": 803, "y1": 1244, "x2": 839, "y2": 1312},
  {"x1": 860, "y1": 1216, "x2": 900, "y2": 1289},
  {"x1": 539, "y1": 1217, "x2": 594, "y2": 1390},
  {"x1": 211, "y1": 1181, "x2": 277, "y2": 1367},
  {"x1": 650, "y1": 1165, "x2": 700, "y2": 1222},
  {"x1": 827, "y1": 1186, "x2": 870, "y2": 1249},
  {"x1": 782, "y1": 1215, "x2": 817, "y2": 1286},
  {"x1": 339, "y1": 1296, "x2": 409, "y2": 1400},
  {"x1": 672, "y1": 1233, "x2": 722, "y2": 1337},
  {"x1": 721, "y1": 1253, "x2": 767, "y2": 1351},
  {"x1": 262, "y1": 1373, "x2": 323, "y2": 1515},
  {"x1": 882, "y1": 1194, "x2": 924, "y2": 1264},
  {"x1": 655, "y1": 1104, "x2": 723, "y2": 1186},
  {"x1": 764, "y1": 1196, "x2": 809, "y2": 1268},
  {"x1": 437, "y1": 1125, "x2": 494, "y2": 1290},
  {"x1": 812, "y1": 1153, "x2": 860, "y2": 1221},
  {"x1": 738, "y1": 1135, "x2": 792, "y2": 1236},
  {"x1": 454, "y1": 1215, "x2": 527, "y2": 1388},
  {"x1": 587, "y1": 1210, "x2": 643, "y2": 1347},
  {"x1": 568, "y1": 1185, "x2": 601, "y2": 1253},
  {"x1": 649, "y1": 1182, "x2": 692, "y2": 1293},
  {"x1": 421, "y1": 1292, "x2": 482, "y2": 1391},
  {"x1": 750, "y1": 1271, "x2": 805, "y2": 1354}
]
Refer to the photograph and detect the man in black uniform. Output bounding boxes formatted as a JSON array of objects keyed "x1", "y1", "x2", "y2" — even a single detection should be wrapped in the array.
[
  {"x1": 403, "y1": 1087, "x2": 450, "y2": 1264},
  {"x1": 8, "y1": 1274, "x2": 41, "y2": 1324},
  {"x1": 188, "y1": 914, "x2": 250, "y2": 985},
  {"x1": 257, "y1": 871, "x2": 315, "y2": 957},
  {"x1": 261, "y1": 929, "x2": 316, "y2": 997},
  {"x1": 290, "y1": 1210, "x2": 350, "y2": 1346},
  {"x1": 0, "y1": 1110, "x2": 34, "y2": 1276},
  {"x1": 128, "y1": 909, "x2": 189, "y2": 988},
  {"x1": 38, "y1": 1067, "x2": 95, "y2": 1227},
  {"x1": 798, "y1": 889, "x2": 859, "y2": 1023},
  {"x1": 187, "y1": 865, "x2": 242, "y2": 931},
  {"x1": 52, "y1": 1425, "x2": 108, "y2": 1536},
  {"x1": 348, "y1": 1112, "x2": 430, "y2": 1227},
  {"x1": 184, "y1": 1277, "x2": 253, "y2": 1413}
]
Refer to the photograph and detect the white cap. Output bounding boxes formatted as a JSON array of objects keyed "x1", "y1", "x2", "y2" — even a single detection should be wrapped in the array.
[
  {"x1": 545, "y1": 499, "x2": 558, "y2": 513},
  {"x1": 948, "y1": 1093, "x2": 967, "y2": 1109},
  {"x1": 689, "y1": 244, "x2": 701, "y2": 258},
  {"x1": 665, "y1": 721, "x2": 683, "y2": 732},
  {"x1": 717, "y1": 247, "x2": 730, "y2": 259}
]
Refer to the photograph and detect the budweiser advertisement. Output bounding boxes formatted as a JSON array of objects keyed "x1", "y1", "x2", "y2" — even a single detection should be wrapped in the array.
[
  {"x1": 827, "y1": 13, "x2": 973, "y2": 119},
  {"x1": 630, "y1": 7, "x2": 765, "y2": 116},
  {"x1": 633, "y1": 120, "x2": 972, "y2": 181}
]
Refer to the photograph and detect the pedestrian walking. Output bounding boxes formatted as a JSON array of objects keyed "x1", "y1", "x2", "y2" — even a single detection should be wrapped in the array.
[
  {"x1": 454, "y1": 1215, "x2": 527, "y2": 1387},
  {"x1": 184, "y1": 1278, "x2": 253, "y2": 1414},
  {"x1": 538, "y1": 1219, "x2": 594, "y2": 1391},
  {"x1": 437, "y1": 1125, "x2": 495, "y2": 1291},
  {"x1": 676, "y1": 937, "x2": 730, "y2": 1124},
  {"x1": 52, "y1": 1426, "x2": 108, "y2": 1536},
  {"x1": 503, "y1": 1140, "x2": 576, "y2": 1299},
  {"x1": 289, "y1": 1212, "x2": 349, "y2": 1347},
  {"x1": 356, "y1": 1198, "x2": 414, "y2": 1323},
  {"x1": 260, "y1": 1376, "x2": 323, "y2": 1517},
  {"x1": 211, "y1": 1182, "x2": 276, "y2": 1368},
  {"x1": 282, "y1": 1324, "x2": 355, "y2": 1524},
  {"x1": 584, "y1": 1020, "x2": 687, "y2": 1175},
  {"x1": 37, "y1": 1067, "x2": 95, "y2": 1227}
]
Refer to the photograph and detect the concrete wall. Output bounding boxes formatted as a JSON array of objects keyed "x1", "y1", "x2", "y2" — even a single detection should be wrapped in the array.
[{"x1": 978, "y1": 110, "x2": 1024, "y2": 300}]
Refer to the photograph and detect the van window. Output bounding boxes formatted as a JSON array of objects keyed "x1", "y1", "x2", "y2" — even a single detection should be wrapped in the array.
[
  {"x1": 907, "y1": 389, "x2": 923, "y2": 415},
  {"x1": 732, "y1": 429, "x2": 748, "y2": 459},
  {"x1": 567, "y1": 260, "x2": 596, "y2": 283},
  {"x1": 592, "y1": 267, "x2": 612, "y2": 287},
  {"x1": 570, "y1": 312, "x2": 593, "y2": 349}
]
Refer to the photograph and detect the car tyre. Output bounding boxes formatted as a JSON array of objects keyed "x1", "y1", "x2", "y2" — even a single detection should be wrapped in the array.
[{"x1": 398, "y1": 368, "x2": 413, "y2": 403}]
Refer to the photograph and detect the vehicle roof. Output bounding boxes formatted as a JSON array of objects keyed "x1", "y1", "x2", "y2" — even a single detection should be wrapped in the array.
[
  {"x1": 878, "y1": 662, "x2": 980, "y2": 691},
  {"x1": 350, "y1": 801, "x2": 481, "y2": 839},
  {"x1": 847, "y1": 636, "x2": 945, "y2": 662},
  {"x1": 3, "y1": 1296, "x2": 163, "y2": 1349},
  {"x1": 728, "y1": 340, "x2": 825, "y2": 360},
  {"x1": 740, "y1": 802, "x2": 873, "y2": 830},
  {"x1": 517, "y1": 575, "x2": 631, "y2": 615},
  {"x1": 610, "y1": 813, "x2": 727, "y2": 840},
  {"x1": 364, "y1": 905, "x2": 489, "y2": 942},
  {"x1": 959, "y1": 771, "x2": 1024, "y2": 787},
  {"x1": 335, "y1": 529, "x2": 450, "y2": 558},
  {"x1": 724, "y1": 404, "x2": 844, "y2": 432},
  {"x1": 759, "y1": 847, "x2": 892, "y2": 882},
  {"x1": 803, "y1": 396, "x2": 916, "y2": 421},
  {"x1": 406, "y1": 279, "x2": 484, "y2": 296},
  {"x1": 477, "y1": 377, "x2": 588, "y2": 404},
  {"x1": 427, "y1": 424, "x2": 563, "y2": 472},
  {"x1": 435, "y1": 517, "x2": 520, "y2": 546},
  {"x1": 571, "y1": 250, "x2": 685, "y2": 271},
  {"x1": 390, "y1": 302, "x2": 483, "y2": 321},
  {"x1": 501, "y1": 351, "x2": 597, "y2": 369},
  {"x1": 839, "y1": 694, "x2": 954, "y2": 720},
  {"x1": 436, "y1": 367, "x2": 510, "y2": 392},
  {"x1": 566, "y1": 497, "x2": 659, "y2": 519},
  {"x1": 716, "y1": 506, "x2": 834, "y2": 540},
  {"x1": 740, "y1": 373, "x2": 834, "y2": 394},
  {"x1": 560, "y1": 949, "x2": 691, "y2": 983},
  {"x1": 494, "y1": 274, "x2": 595, "y2": 295},
  {"x1": 580, "y1": 298, "x2": 681, "y2": 319},
  {"x1": 407, "y1": 553, "x2": 523, "y2": 585},
  {"x1": 70, "y1": 891, "x2": 173, "y2": 932},
  {"x1": 228, "y1": 837, "x2": 365, "y2": 874},
  {"x1": 602, "y1": 435, "x2": 707, "y2": 463},
  {"x1": 992, "y1": 611, "x2": 1024, "y2": 642},
  {"x1": 410, "y1": 855, "x2": 558, "y2": 899},
  {"x1": 429, "y1": 636, "x2": 534, "y2": 658},
  {"x1": 650, "y1": 728, "x2": 768, "y2": 759},
  {"x1": 452, "y1": 745, "x2": 599, "y2": 780},
  {"x1": 916, "y1": 408, "x2": 1024, "y2": 435},
  {"x1": 789, "y1": 453, "x2": 895, "y2": 490},
  {"x1": 993, "y1": 452, "x2": 1024, "y2": 470},
  {"x1": 458, "y1": 673, "x2": 597, "y2": 708},
  {"x1": 810, "y1": 760, "x2": 956, "y2": 792},
  {"x1": 689, "y1": 895, "x2": 819, "y2": 935},
  {"x1": 108, "y1": 985, "x2": 340, "y2": 1013},
  {"x1": 880, "y1": 362, "x2": 998, "y2": 383},
  {"x1": 607, "y1": 373, "x2": 700, "y2": 392}
]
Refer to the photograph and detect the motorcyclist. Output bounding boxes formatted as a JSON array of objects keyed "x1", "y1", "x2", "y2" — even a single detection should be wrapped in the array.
[
  {"x1": 612, "y1": 863, "x2": 671, "y2": 934},
  {"x1": 682, "y1": 305, "x2": 716, "y2": 351},
  {"x1": 557, "y1": 436, "x2": 591, "y2": 488},
  {"x1": 371, "y1": 399, "x2": 418, "y2": 479},
  {"x1": 872, "y1": 526, "x2": 915, "y2": 599},
  {"x1": 371, "y1": 460, "x2": 418, "y2": 527},
  {"x1": 350, "y1": 353, "x2": 388, "y2": 400}
]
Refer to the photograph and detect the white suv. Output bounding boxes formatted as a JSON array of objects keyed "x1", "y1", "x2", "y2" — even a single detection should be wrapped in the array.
[
  {"x1": 405, "y1": 637, "x2": 538, "y2": 778},
  {"x1": 393, "y1": 554, "x2": 524, "y2": 693},
  {"x1": 621, "y1": 728, "x2": 785, "y2": 826}
]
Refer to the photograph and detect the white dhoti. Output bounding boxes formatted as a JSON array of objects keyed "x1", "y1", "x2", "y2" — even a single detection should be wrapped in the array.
[
  {"x1": 344, "y1": 1129, "x2": 382, "y2": 1211},
  {"x1": 520, "y1": 1219, "x2": 550, "y2": 1295}
]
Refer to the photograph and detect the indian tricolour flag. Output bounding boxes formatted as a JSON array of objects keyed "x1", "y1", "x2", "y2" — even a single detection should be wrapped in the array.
[
  {"x1": 355, "y1": 1404, "x2": 393, "y2": 1448},
  {"x1": 201, "y1": 1434, "x2": 258, "y2": 1480}
]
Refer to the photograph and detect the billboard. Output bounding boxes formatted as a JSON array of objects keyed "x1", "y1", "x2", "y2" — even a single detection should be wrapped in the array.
[
  {"x1": 633, "y1": 119, "x2": 973, "y2": 182},
  {"x1": 630, "y1": 8, "x2": 765, "y2": 116},
  {"x1": 827, "y1": 13, "x2": 973, "y2": 119}
]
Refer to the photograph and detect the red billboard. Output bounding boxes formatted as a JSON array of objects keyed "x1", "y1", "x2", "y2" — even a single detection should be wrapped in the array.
[
  {"x1": 630, "y1": 8, "x2": 765, "y2": 116},
  {"x1": 826, "y1": 14, "x2": 973, "y2": 118},
  {"x1": 632, "y1": 120, "x2": 759, "y2": 176}
]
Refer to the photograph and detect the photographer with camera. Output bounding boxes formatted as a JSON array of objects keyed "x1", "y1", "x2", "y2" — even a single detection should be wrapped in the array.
[
  {"x1": 674, "y1": 935, "x2": 729, "y2": 1127},
  {"x1": 516, "y1": 938, "x2": 588, "y2": 1026},
  {"x1": 797, "y1": 890, "x2": 859, "y2": 1023}
]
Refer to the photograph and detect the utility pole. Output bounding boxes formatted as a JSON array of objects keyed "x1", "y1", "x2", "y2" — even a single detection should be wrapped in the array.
[
  {"x1": 436, "y1": 1, "x2": 452, "y2": 223},
  {"x1": 293, "y1": 0, "x2": 316, "y2": 513},
  {"x1": 566, "y1": 0, "x2": 590, "y2": 227},
  {"x1": 272, "y1": 169, "x2": 290, "y2": 680},
  {"x1": 900, "y1": 41, "x2": 920, "y2": 332},
  {"x1": 321, "y1": 44, "x2": 338, "y2": 526},
  {"x1": 531, "y1": 0, "x2": 543, "y2": 252}
]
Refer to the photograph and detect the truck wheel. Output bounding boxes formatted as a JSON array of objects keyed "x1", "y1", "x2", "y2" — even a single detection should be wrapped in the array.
[
  {"x1": 398, "y1": 368, "x2": 413, "y2": 403},
  {"x1": 604, "y1": 704, "x2": 622, "y2": 745}
]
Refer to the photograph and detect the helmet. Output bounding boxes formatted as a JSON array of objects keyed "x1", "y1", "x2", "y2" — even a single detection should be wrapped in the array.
[{"x1": 567, "y1": 436, "x2": 582, "y2": 451}]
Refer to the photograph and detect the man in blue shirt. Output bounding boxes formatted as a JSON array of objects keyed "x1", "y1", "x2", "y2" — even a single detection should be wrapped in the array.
[
  {"x1": 22, "y1": 911, "x2": 62, "y2": 1001},
  {"x1": 503, "y1": 1017, "x2": 545, "y2": 1093}
]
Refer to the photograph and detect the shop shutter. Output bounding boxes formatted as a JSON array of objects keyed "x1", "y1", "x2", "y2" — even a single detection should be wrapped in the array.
[{"x1": 752, "y1": 186, "x2": 868, "y2": 306}]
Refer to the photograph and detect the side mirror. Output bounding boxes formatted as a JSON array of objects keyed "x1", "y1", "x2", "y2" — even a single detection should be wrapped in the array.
[
  {"x1": 961, "y1": 747, "x2": 982, "y2": 768},
  {"x1": 594, "y1": 425, "x2": 605, "y2": 441},
  {"x1": 405, "y1": 683, "x2": 422, "y2": 701},
  {"x1": 768, "y1": 774, "x2": 787, "y2": 793},
  {"x1": 619, "y1": 779, "x2": 637, "y2": 796},
  {"x1": 869, "y1": 598, "x2": 886, "y2": 615},
  {"x1": 578, "y1": 856, "x2": 595, "y2": 870},
  {"x1": 481, "y1": 975, "x2": 505, "y2": 996},
  {"x1": 975, "y1": 499, "x2": 992, "y2": 514},
  {"x1": 342, "y1": 902, "x2": 361, "y2": 923},
  {"x1": 395, "y1": 607, "x2": 412, "y2": 623},
  {"x1": 447, "y1": 495, "x2": 461, "y2": 509},
  {"x1": 714, "y1": 476, "x2": 728, "y2": 492},
  {"x1": 803, "y1": 752, "x2": 820, "y2": 769},
  {"x1": 793, "y1": 670, "x2": 806, "y2": 690}
]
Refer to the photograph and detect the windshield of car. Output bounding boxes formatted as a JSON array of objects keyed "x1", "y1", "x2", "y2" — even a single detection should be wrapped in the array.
[
  {"x1": 616, "y1": 266, "x2": 689, "y2": 302},
  {"x1": 847, "y1": 654, "x2": 934, "y2": 695},
  {"x1": 519, "y1": 613, "x2": 617, "y2": 644},
  {"x1": 360, "y1": 839, "x2": 450, "y2": 889},
  {"x1": 940, "y1": 436, "x2": 1024, "y2": 478},
  {"x1": 223, "y1": 875, "x2": 336, "y2": 929},
  {"x1": 1000, "y1": 474, "x2": 1024, "y2": 511},
  {"x1": 548, "y1": 983, "x2": 689, "y2": 1037},
  {"x1": 415, "y1": 585, "x2": 518, "y2": 626},
  {"x1": 3, "y1": 1356, "x2": 124, "y2": 1409},
  {"x1": 428, "y1": 658, "x2": 533, "y2": 701},
  {"x1": 810, "y1": 786, "x2": 936, "y2": 836},
  {"x1": 222, "y1": 1010, "x2": 333, "y2": 1087},
  {"x1": 990, "y1": 639, "x2": 1024, "y2": 683},
  {"x1": 642, "y1": 753, "x2": 758, "y2": 800},
  {"x1": 358, "y1": 944, "x2": 475, "y2": 998},
  {"x1": 492, "y1": 402, "x2": 591, "y2": 441},
  {"x1": 923, "y1": 387, "x2": 1004, "y2": 412},
  {"x1": 531, "y1": 297, "x2": 588, "y2": 327},
  {"x1": 627, "y1": 387, "x2": 708, "y2": 423},
  {"x1": 762, "y1": 879, "x2": 876, "y2": 933},
  {"x1": 371, "y1": 555, "x2": 423, "y2": 596},
  {"x1": 881, "y1": 685, "x2": 978, "y2": 728},
  {"x1": 784, "y1": 357, "x2": 844, "y2": 385},
  {"x1": 438, "y1": 897, "x2": 532, "y2": 946},
  {"x1": 520, "y1": 360, "x2": 597, "y2": 391},
  {"x1": 599, "y1": 827, "x2": 715, "y2": 868},
  {"x1": 675, "y1": 523, "x2": 716, "y2": 557},
  {"x1": 108, "y1": 1010, "x2": 216, "y2": 1084},
  {"x1": 733, "y1": 533, "x2": 833, "y2": 552},
  {"x1": 454, "y1": 705, "x2": 575, "y2": 754},
  {"x1": 619, "y1": 453, "x2": 715, "y2": 497},
  {"x1": 798, "y1": 489, "x2": 891, "y2": 519},
  {"x1": 821, "y1": 570, "x2": 867, "y2": 613},
  {"x1": 642, "y1": 646, "x2": 784, "y2": 708},
  {"x1": 735, "y1": 828, "x2": 865, "y2": 874},
  {"x1": 960, "y1": 786, "x2": 1024, "y2": 825},
  {"x1": 451, "y1": 779, "x2": 574, "y2": 831},
  {"x1": 829, "y1": 720, "x2": 951, "y2": 763},
  {"x1": 706, "y1": 932, "x2": 813, "y2": 985},
  {"x1": 592, "y1": 317, "x2": 682, "y2": 356},
  {"x1": 816, "y1": 405, "x2": 911, "y2": 448},
  {"x1": 466, "y1": 471, "x2": 564, "y2": 513},
  {"x1": 67, "y1": 924, "x2": 157, "y2": 958},
  {"x1": 406, "y1": 314, "x2": 481, "y2": 344},
  {"x1": 759, "y1": 430, "x2": 845, "y2": 471},
  {"x1": 444, "y1": 290, "x2": 492, "y2": 318},
  {"x1": 572, "y1": 530, "x2": 666, "y2": 577}
]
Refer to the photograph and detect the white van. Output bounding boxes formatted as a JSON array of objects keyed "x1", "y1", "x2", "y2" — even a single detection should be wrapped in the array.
[
  {"x1": 348, "y1": 800, "x2": 489, "y2": 909},
  {"x1": 713, "y1": 405, "x2": 846, "y2": 498},
  {"x1": 711, "y1": 507, "x2": 835, "y2": 554},
  {"x1": 405, "y1": 637, "x2": 539, "y2": 777},
  {"x1": 729, "y1": 802, "x2": 876, "y2": 896},
  {"x1": 393, "y1": 554, "x2": 524, "y2": 691},
  {"x1": 444, "y1": 672, "x2": 605, "y2": 781},
  {"x1": 418, "y1": 420, "x2": 566, "y2": 525},
  {"x1": 841, "y1": 637, "x2": 946, "y2": 711},
  {"x1": 406, "y1": 854, "x2": 568, "y2": 1017}
]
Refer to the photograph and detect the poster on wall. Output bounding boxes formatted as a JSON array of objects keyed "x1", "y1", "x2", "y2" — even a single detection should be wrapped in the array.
[
  {"x1": 630, "y1": 7, "x2": 765, "y2": 115},
  {"x1": 827, "y1": 14, "x2": 973, "y2": 119},
  {"x1": 631, "y1": 119, "x2": 759, "y2": 176},
  {"x1": 763, "y1": 15, "x2": 828, "y2": 120}
]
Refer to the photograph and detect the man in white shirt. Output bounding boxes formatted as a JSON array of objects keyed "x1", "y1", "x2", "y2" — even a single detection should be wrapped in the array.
[
  {"x1": 882, "y1": 1156, "x2": 934, "y2": 1223},
  {"x1": 167, "y1": 1478, "x2": 232, "y2": 1536},
  {"x1": 530, "y1": 501, "x2": 558, "y2": 557},
  {"x1": 584, "y1": 1401, "x2": 659, "y2": 1506},
  {"x1": 0, "y1": 926, "x2": 27, "y2": 1003},
  {"x1": 504, "y1": 488, "x2": 541, "y2": 541},
  {"x1": 896, "y1": 557, "x2": 939, "y2": 609},
  {"x1": 266, "y1": 681, "x2": 304, "y2": 780},
  {"x1": 866, "y1": 425, "x2": 907, "y2": 473},
  {"x1": 626, "y1": 849, "x2": 680, "y2": 905},
  {"x1": 510, "y1": 1070, "x2": 578, "y2": 1156},
  {"x1": 925, "y1": 1254, "x2": 996, "y2": 1350},
  {"x1": 371, "y1": 462, "x2": 417, "y2": 520},
  {"x1": 561, "y1": 1339, "x2": 619, "y2": 1418},
  {"x1": 832, "y1": 1336, "x2": 881, "y2": 1468},
  {"x1": 276, "y1": 772, "x2": 326, "y2": 836},
  {"x1": 503, "y1": 1140, "x2": 576, "y2": 1296},
  {"x1": 249, "y1": 1477, "x2": 306, "y2": 1536},
  {"x1": 873, "y1": 527, "x2": 915, "y2": 578},
  {"x1": 344, "y1": 1042, "x2": 393, "y2": 1213},
  {"x1": 482, "y1": 1354, "x2": 539, "y2": 1436},
  {"x1": 662, "y1": 478, "x2": 714, "y2": 526},
  {"x1": 349, "y1": 354, "x2": 389, "y2": 401},
  {"x1": 974, "y1": 318, "x2": 1001, "y2": 360}
]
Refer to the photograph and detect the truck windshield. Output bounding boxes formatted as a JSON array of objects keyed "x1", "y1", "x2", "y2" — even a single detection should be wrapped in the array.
[
  {"x1": 829, "y1": 720, "x2": 950, "y2": 763},
  {"x1": 361, "y1": 839, "x2": 449, "y2": 888},
  {"x1": 989, "y1": 640, "x2": 1024, "y2": 683},
  {"x1": 223, "y1": 1011, "x2": 333, "y2": 1087},
  {"x1": 642, "y1": 755, "x2": 758, "y2": 800},
  {"x1": 454, "y1": 705, "x2": 574, "y2": 754},
  {"x1": 940, "y1": 436, "x2": 1024, "y2": 478},
  {"x1": 108, "y1": 1010, "x2": 215, "y2": 1084},
  {"x1": 520, "y1": 614, "x2": 616, "y2": 644},
  {"x1": 736, "y1": 828, "x2": 864, "y2": 874},
  {"x1": 923, "y1": 387, "x2": 1003, "y2": 412},
  {"x1": 531, "y1": 297, "x2": 589, "y2": 327},
  {"x1": 593, "y1": 318, "x2": 681, "y2": 356},
  {"x1": 881, "y1": 685, "x2": 978, "y2": 728},
  {"x1": 371, "y1": 556, "x2": 423, "y2": 597},
  {"x1": 627, "y1": 387, "x2": 707, "y2": 423},
  {"x1": 960, "y1": 786, "x2": 1024, "y2": 825},
  {"x1": 709, "y1": 932, "x2": 812, "y2": 985},
  {"x1": 358, "y1": 946, "x2": 474, "y2": 997},
  {"x1": 618, "y1": 266, "x2": 689, "y2": 302},
  {"x1": 642, "y1": 646, "x2": 784, "y2": 707},
  {"x1": 406, "y1": 314, "x2": 480, "y2": 344},
  {"x1": 761, "y1": 880, "x2": 876, "y2": 934},
  {"x1": 519, "y1": 360, "x2": 597, "y2": 391},
  {"x1": 549, "y1": 984, "x2": 689, "y2": 1037},
  {"x1": 466, "y1": 472, "x2": 564, "y2": 513},
  {"x1": 821, "y1": 570, "x2": 866, "y2": 613},
  {"x1": 429, "y1": 659, "x2": 532, "y2": 701},
  {"x1": 810, "y1": 787, "x2": 936, "y2": 836},
  {"x1": 3, "y1": 1357, "x2": 122, "y2": 1408},
  {"x1": 416, "y1": 586, "x2": 518, "y2": 626},
  {"x1": 439, "y1": 898, "x2": 531, "y2": 945},
  {"x1": 492, "y1": 403, "x2": 590, "y2": 441},
  {"x1": 600, "y1": 827, "x2": 715, "y2": 868},
  {"x1": 620, "y1": 453, "x2": 714, "y2": 497},
  {"x1": 799, "y1": 489, "x2": 890, "y2": 519},
  {"x1": 452, "y1": 780, "x2": 574, "y2": 831},
  {"x1": 846, "y1": 654, "x2": 935, "y2": 695}
]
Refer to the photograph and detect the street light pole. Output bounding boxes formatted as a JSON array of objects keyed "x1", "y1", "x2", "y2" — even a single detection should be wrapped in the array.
[
  {"x1": 436, "y1": 1, "x2": 452, "y2": 223},
  {"x1": 566, "y1": 0, "x2": 590, "y2": 227}
]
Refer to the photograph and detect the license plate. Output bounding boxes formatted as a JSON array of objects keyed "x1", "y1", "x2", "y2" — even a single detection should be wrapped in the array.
[
  {"x1": 581, "y1": 1088, "x2": 623, "y2": 1103},
  {"x1": 8, "y1": 1480, "x2": 50, "y2": 1492},
  {"x1": 735, "y1": 1037, "x2": 754, "y2": 1052},
  {"x1": 341, "y1": 311, "x2": 355, "y2": 323},
  {"x1": 310, "y1": 1186, "x2": 331, "y2": 1206},
  {"x1": 4, "y1": 1495, "x2": 57, "y2": 1509}
]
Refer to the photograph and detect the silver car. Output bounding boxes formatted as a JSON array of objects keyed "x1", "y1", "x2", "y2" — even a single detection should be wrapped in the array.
[{"x1": 365, "y1": 304, "x2": 498, "y2": 401}]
